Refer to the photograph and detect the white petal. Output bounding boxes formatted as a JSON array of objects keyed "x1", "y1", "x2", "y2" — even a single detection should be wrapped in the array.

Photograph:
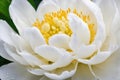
[
  {"x1": 40, "y1": 50, "x2": 73, "y2": 71},
  {"x1": 69, "y1": 34, "x2": 81, "y2": 51},
  {"x1": 95, "y1": 0, "x2": 120, "y2": 46},
  {"x1": 77, "y1": 51, "x2": 112, "y2": 65},
  {"x1": 0, "y1": 20, "x2": 14, "y2": 45},
  {"x1": 79, "y1": 0, "x2": 106, "y2": 47},
  {"x1": 94, "y1": 0, "x2": 118, "y2": 35},
  {"x1": 49, "y1": 34, "x2": 70, "y2": 49},
  {"x1": 93, "y1": 48, "x2": 120, "y2": 80},
  {"x1": 44, "y1": 61, "x2": 78, "y2": 80},
  {"x1": 10, "y1": 32, "x2": 32, "y2": 53},
  {"x1": 37, "y1": 0, "x2": 59, "y2": 20},
  {"x1": 115, "y1": 0, "x2": 120, "y2": 12},
  {"x1": 17, "y1": 51, "x2": 44, "y2": 66},
  {"x1": 51, "y1": 0, "x2": 80, "y2": 10},
  {"x1": 35, "y1": 45, "x2": 61, "y2": 62},
  {"x1": 28, "y1": 68, "x2": 45, "y2": 76},
  {"x1": 72, "y1": 64, "x2": 94, "y2": 80},
  {"x1": 0, "y1": 40, "x2": 14, "y2": 61},
  {"x1": 0, "y1": 63, "x2": 40, "y2": 80},
  {"x1": 40, "y1": 76, "x2": 51, "y2": 80},
  {"x1": 74, "y1": 44, "x2": 96, "y2": 58},
  {"x1": 10, "y1": 33, "x2": 25, "y2": 51},
  {"x1": 110, "y1": 8, "x2": 120, "y2": 45},
  {"x1": 9, "y1": 0, "x2": 36, "y2": 33},
  {"x1": 22, "y1": 27, "x2": 46, "y2": 50},
  {"x1": 68, "y1": 13, "x2": 90, "y2": 45},
  {"x1": 4, "y1": 43, "x2": 28, "y2": 65},
  {"x1": 100, "y1": 35, "x2": 119, "y2": 52}
]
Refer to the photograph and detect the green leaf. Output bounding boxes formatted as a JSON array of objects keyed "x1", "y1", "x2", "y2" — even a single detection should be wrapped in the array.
[
  {"x1": 28, "y1": 0, "x2": 36, "y2": 9},
  {"x1": 0, "y1": 0, "x2": 11, "y2": 18},
  {"x1": 34, "y1": 0, "x2": 42, "y2": 9}
]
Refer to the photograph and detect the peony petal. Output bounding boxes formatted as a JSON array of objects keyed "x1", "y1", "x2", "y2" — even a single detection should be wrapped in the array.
[
  {"x1": 10, "y1": 33, "x2": 25, "y2": 51},
  {"x1": 115, "y1": 0, "x2": 120, "y2": 12},
  {"x1": 44, "y1": 61, "x2": 78, "y2": 80},
  {"x1": 40, "y1": 49, "x2": 73, "y2": 71},
  {"x1": 35, "y1": 45, "x2": 61, "y2": 62},
  {"x1": 77, "y1": 51, "x2": 112, "y2": 65},
  {"x1": 68, "y1": 13, "x2": 90, "y2": 45},
  {"x1": 0, "y1": 40, "x2": 14, "y2": 61},
  {"x1": 110, "y1": 7, "x2": 120, "y2": 45},
  {"x1": 94, "y1": 0, "x2": 120, "y2": 46},
  {"x1": 22, "y1": 27, "x2": 46, "y2": 50},
  {"x1": 0, "y1": 20, "x2": 14, "y2": 45},
  {"x1": 93, "y1": 48, "x2": 120, "y2": 80},
  {"x1": 94, "y1": 0, "x2": 118, "y2": 35},
  {"x1": 28, "y1": 68, "x2": 45, "y2": 76},
  {"x1": 9, "y1": 0, "x2": 36, "y2": 33},
  {"x1": 10, "y1": 32, "x2": 32, "y2": 52},
  {"x1": 4, "y1": 43, "x2": 28, "y2": 65},
  {"x1": 74, "y1": 44, "x2": 96, "y2": 58},
  {"x1": 37, "y1": 0, "x2": 59, "y2": 20},
  {"x1": 0, "y1": 63, "x2": 40, "y2": 80},
  {"x1": 72, "y1": 64, "x2": 94, "y2": 80},
  {"x1": 35, "y1": 45, "x2": 73, "y2": 71},
  {"x1": 17, "y1": 51, "x2": 45, "y2": 66},
  {"x1": 100, "y1": 35, "x2": 119, "y2": 52},
  {"x1": 49, "y1": 34, "x2": 70, "y2": 49},
  {"x1": 51, "y1": 0, "x2": 81, "y2": 10},
  {"x1": 39, "y1": 76, "x2": 51, "y2": 80},
  {"x1": 78, "y1": 0, "x2": 106, "y2": 48}
]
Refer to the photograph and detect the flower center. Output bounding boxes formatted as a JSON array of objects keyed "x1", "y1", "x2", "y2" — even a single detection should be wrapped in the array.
[{"x1": 33, "y1": 8, "x2": 96, "y2": 43}]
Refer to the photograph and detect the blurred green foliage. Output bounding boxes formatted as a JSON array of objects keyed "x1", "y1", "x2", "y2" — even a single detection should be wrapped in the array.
[{"x1": 0, "y1": 0, "x2": 42, "y2": 66}]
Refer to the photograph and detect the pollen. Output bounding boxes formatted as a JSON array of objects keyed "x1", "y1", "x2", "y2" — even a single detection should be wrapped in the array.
[{"x1": 33, "y1": 8, "x2": 96, "y2": 43}]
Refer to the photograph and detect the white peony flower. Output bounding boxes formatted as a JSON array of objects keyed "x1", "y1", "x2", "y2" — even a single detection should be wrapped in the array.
[{"x1": 0, "y1": 0, "x2": 120, "y2": 80}]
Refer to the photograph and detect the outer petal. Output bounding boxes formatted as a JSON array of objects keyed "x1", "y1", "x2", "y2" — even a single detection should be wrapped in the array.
[
  {"x1": 4, "y1": 43, "x2": 28, "y2": 65},
  {"x1": 0, "y1": 20, "x2": 14, "y2": 45},
  {"x1": 93, "y1": 0, "x2": 119, "y2": 35},
  {"x1": 94, "y1": 0, "x2": 120, "y2": 46},
  {"x1": 115, "y1": 0, "x2": 120, "y2": 12},
  {"x1": 27, "y1": 68, "x2": 46, "y2": 76},
  {"x1": 93, "y1": 48, "x2": 120, "y2": 80},
  {"x1": 0, "y1": 20, "x2": 28, "y2": 62},
  {"x1": 17, "y1": 51, "x2": 45, "y2": 66},
  {"x1": 0, "y1": 40, "x2": 14, "y2": 61},
  {"x1": 77, "y1": 51, "x2": 112, "y2": 65},
  {"x1": 111, "y1": 8, "x2": 120, "y2": 45},
  {"x1": 39, "y1": 76, "x2": 51, "y2": 80},
  {"x1": 37, "y1": 0, "x2": 59, "y2": 20},
  {"x1": 22, "y1": 27, "x2": 46, "y2": 50},
  {"x1": 49, "y1": 34, "x2": 70, "y2": 49},
  {"x1": 9, "y1": 0, "x2": 36, "y2": 33},
  {"x1": 71, "y1": 64, "x2": 94, "y2": 80},
  {"x1": 44, "y1": 61, "x2": 78, "y2": 80},
  {"x1": 0, "y1": 63, "x2": 40, "y2": 80}
]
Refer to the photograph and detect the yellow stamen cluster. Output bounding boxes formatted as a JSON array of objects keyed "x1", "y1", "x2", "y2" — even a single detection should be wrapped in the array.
[{"x1": 33, "y1": 8, "x2": 96, "y2": 43}]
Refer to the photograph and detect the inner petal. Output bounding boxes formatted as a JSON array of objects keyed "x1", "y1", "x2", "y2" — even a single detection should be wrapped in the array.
[{"x1": 33, "y1": 8, "x2": 96, "y2": 44}]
